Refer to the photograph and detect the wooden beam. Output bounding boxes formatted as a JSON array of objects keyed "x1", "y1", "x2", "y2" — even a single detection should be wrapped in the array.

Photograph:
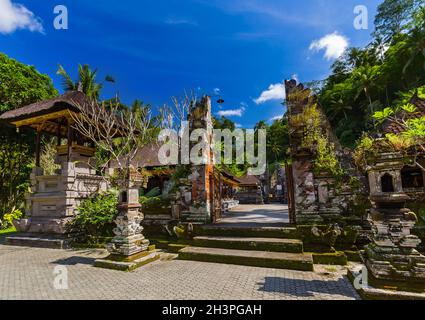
[
  {"x1": 35, "y1": 129, "x2": 41, "y2": 168},
  {"x1": 11, "y1": 110, "x2": 74, "y2": 128},
  {"x1": 57, "y1": 121, "x2": 62, "y2": 146},
  {"x1": 67, "y1": 120, "x2": 73, "y2": 162}
]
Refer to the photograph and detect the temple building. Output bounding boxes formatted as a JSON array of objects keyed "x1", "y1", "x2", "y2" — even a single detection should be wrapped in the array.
[
  {"x1": 235, "y1": 175, "x2": 264, "y2": 204},
  {"x1": 0, "y1": 92, "x2": 107, "y2": 239}
]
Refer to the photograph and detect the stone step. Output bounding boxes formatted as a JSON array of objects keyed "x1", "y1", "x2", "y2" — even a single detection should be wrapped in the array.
[
  {"x1": 6, "y1": 234, "x2": 72, "y2": 249},
  {"x1": 179, "y1": 247, "x2": 313, "y2": 271},
  {"x1": 193, "y1": 236, "x2": 303, "y2": 253},
  {"x1": 198, "y1": 225, "x2": 298, "y2": 239}
]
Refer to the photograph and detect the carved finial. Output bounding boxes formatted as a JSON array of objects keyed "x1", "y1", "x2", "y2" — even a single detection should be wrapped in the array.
[{"x1": 77, "y1": 81, "x2": 83, "y2": 92}]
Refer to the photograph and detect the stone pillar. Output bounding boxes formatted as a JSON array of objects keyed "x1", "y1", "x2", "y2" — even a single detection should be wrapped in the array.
[
  {"x1": 181, "y1": 96, "x2": 213, "y2": 224},
  {"x1": 363, "y1": 192, "x2": 425, "y2": 293},
  {"x1": 95, "y1": 170, "x2": 159, "y2": 271}
]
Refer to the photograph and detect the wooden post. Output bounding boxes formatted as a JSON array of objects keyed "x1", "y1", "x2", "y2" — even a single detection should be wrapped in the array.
[
  {"x1": 57, "y1": 121, "x2": 62, "y2": 146},
  {"x1": 35, "y1": 129, "x2": 41, "y2": 167},
  {"x1": 67, "y1": 122, "x2": 73, "y2": 162}
]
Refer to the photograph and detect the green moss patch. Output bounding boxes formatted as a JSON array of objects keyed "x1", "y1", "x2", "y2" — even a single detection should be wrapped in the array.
[
  {"x1": 345, "y1": 250, "x2": 362, "y2": 262},
  {"x1": 312, "y1": 252, "x2": 348, "y2": 265},
  {"x1": 198, "y1": 226, "x2": 298, "y2": 239},
  {"x1": 179, "y1": 251, "x2": 314, "y2": 271},
  {"x1": 168, "y1": 243, "x2": 188, "y2": 253},
  {"x1": 297, "y1": 225, "x2": 360, "y2": 253}
]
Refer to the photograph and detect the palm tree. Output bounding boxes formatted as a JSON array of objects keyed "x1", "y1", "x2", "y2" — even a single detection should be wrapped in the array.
[
  {"x1": 57, "y1": 64, "x2": 114, "y2": 101},
  {"x1": 328, "y1": 95, "x2": 352, "y2": 121},
  {"x1": 402, "y1": 8, "x2": 425, "y2": 78},
  {"x1": 353, "y1": 65, "x2": 380, "y2": 117}
]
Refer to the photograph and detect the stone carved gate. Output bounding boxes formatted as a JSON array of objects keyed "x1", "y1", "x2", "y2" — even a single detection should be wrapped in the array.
[{"x1": 284, "y1": 80, "x2": 359, "y2": 225}]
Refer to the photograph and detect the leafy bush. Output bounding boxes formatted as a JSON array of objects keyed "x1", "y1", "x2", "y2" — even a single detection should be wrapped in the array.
[
  {"x1": 140, "y1": 187, "x2": 171, "y2": 215},
  {"x1": 70, "y1": 189, "x2": 118, "y2": 239},
  {"x1": 0, "y1": 209, "x2": 22, "y2": 230}
]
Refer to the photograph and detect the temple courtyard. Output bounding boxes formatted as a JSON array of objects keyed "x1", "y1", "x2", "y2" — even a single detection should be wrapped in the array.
[
  {"x1": 0, "y1": 242, "x2": 360, "y2": 300},
  {"x1": 217, "y1": 204, "x2": 290, "y2": 228}
]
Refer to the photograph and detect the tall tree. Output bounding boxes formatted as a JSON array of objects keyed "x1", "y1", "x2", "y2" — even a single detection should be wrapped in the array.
[
  {"x1": 402, "y1": 7, "x2": 425, "y2": 79},
  {"x1": 352, "y1": 65, "x2": 381, "y2": 116},
  {"x1": 57, "y1": 64, "x2": 114, "y2": 101},
  {"x1": 374, "y1": 0, "x2": 424, "y2": 42},
  {"x1": 0, "y1": 53, "x2": 57, "y2": 112},
  {"x1": 0, "y1": 53, "x2": 58, "y2": 219}
]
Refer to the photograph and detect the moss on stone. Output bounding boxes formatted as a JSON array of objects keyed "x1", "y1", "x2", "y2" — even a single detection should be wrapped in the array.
[
  {"x1": 312, "y1": 252, "x2": 348, "y2": 265},
  {"x1": 193, "y1": 237, "x2": 303, "y2": 253},
  {"x1": 178, "y1": 251, "x2": 314, "y2": 271},
  {"x1": 345, "y1": 250, "x2": 362, "y2": 262},
  {"x1": 94, "y1": 254, "x2": 160, "y2": 272},
  {"x1": 297, "y1": 225, "x2": 360, "y2": 252},
  {"x1": 168, "y1": 243, "x2": 188, "y2": 253},
  {"x1": 198, "y1": 226, "x2": 298, "y2": 239}
]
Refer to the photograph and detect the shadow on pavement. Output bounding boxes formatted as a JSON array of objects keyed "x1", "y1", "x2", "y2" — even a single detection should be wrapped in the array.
[{"x1": 257, "y1": 276, "x2": 359, "y2": 299}]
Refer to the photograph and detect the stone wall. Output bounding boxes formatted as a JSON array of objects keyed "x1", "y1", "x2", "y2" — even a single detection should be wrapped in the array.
[
  {"x1": 23, "y1": 161, "x2": 107, "y2": 234},
  {"x1": 285, "y1": 79, "x2": 363, "y2": 225}
]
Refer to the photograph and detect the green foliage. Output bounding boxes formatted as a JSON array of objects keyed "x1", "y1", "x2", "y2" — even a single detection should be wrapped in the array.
[
  {"x1": 0, "y1": 52, "x2": 57, "y2": 221},
  {"x1": 267, "y1": 118, "x2": 290, "y2": 163},
  {"x1": 213, "y1": 116, "x2": 236, "y2": 131},
  {"x1": 39, "y1": 137, "x2": 61, "y2": 175},
  {"x1": 353, "y1": 134, "x2": 376, "y2": 170},
  {"x1": 170, "y1": 165, "x2": 192, "y2": 183},
  {"x1": 140, "y1": 186, "x2": 172, "y2": 215},
  {"x1": 313, "y1": 136, "x2": 343, "y2": 178},
  {"x1": 374, "y1": 0, "x2": 423, "y2": 41},
  {"x1": 1, "y1": 209, "x2": 22, "y2": 230},
  {"x1": 56, "y1": 64, "x2": 113, "y2": 101},
  {"x1": 0, "y1": 53, "x2": 58, "y2": 113},
  {"x1": 319, "y1": 3, "x2": 425, "y2": 147},
  {"x1": 373, "y1": 107, "x2": 395, "y2": 124},
  {"x1": 293, "y1": 102, "x2": 343, "y2": 179},
  {"x1": 71, "y1": 190, "x2": 119, "y2": 238},
  {"x1": 0, "y1": 127, "x2": 33, "y2": 218}
]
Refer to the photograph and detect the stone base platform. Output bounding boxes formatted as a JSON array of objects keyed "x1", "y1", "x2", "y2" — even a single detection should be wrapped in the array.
[
  {"x1": 179, "y1": 246, "x2": 314, "y2": 271},
  {"x1": 5, "y1": 233, "x2": 74, "y2": 249},
  {"x1": 347, "y1": 266, "x2": 425, "y2": 300},
  {"x1": 94, "y1": 248, "x2": 160, "y2": 272}
]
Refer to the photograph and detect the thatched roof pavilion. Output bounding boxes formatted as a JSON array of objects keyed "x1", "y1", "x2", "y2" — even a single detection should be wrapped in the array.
[{"x1": 0, "y1": 91, "x2": 91, "y2": 166}]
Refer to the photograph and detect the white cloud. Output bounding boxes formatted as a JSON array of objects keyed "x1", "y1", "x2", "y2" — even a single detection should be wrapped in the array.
[
  {"x1": 309, "y1": 32, "x2": 349, "y2": 60},
  {"x1": 254, "y1": 82, "x2": 286, "y2": 105},
  {"x1": 0, "y1": 0, "x2": 44, "y2": 34},
  {"x1": 217, "y1": 106, "x2": 245, "y2": 117},
  {"x1": 270, "y1": 114, "x2": 284, "y2": 122},
  {"x1": 235, "y1": 123, "x2": 243, "y2": 128},
  {"x1": 213, "y1": 88, "x2": 221, "y2": 95},
  {"x1": 165, "y1": 18, "x2": 198, "y2": 26}
]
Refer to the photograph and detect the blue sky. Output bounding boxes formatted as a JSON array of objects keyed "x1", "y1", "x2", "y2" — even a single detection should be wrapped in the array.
[{"x1": 0, "y1": 0, "x2": 382, "y2": 128}]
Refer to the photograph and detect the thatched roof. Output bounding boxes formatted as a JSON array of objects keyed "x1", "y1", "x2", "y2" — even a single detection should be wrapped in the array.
[
  {"x1": 108, "y1": 143, "x2": 166, "y2": 169},
  {"x1": 133, "y1": 143, "x2": 166, "y2": 168},
  {"x1": 238, "y1": 174, "x2": 261, "y2": 186},
  {"x1": 382, "y1": 96, "x2": 425, "y2": 135},
  {"x1": 219, "y1": 168, "x2": 241, "y2": 186},
  {"x1": 0, "y1": 91, "x2": 88, "y2": 123}
]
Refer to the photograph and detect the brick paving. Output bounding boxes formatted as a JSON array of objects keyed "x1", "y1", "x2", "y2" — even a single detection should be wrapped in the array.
[
  {"x1": 219, "y1": 204, "x2": 290, "y2": 227},
  {"x1": 0, "y1": 244, "x2": 360, "y2": 300}
]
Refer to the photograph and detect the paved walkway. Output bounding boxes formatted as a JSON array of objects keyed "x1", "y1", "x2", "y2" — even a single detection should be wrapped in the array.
[
  {"x1": 0, "y1": 244, "x2": 359, "y2": 300},
  {"x1": 217, "y1": 204, "x2": 290, "y2": 227}
]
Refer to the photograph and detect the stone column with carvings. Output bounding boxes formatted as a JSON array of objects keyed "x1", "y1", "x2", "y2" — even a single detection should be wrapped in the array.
[
  {"x1": 95, "y1": 169, "x2": 159, "y2": 271},
  {"x1": 362, "y1": 154, "x2": 425, "y2": 293}
]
